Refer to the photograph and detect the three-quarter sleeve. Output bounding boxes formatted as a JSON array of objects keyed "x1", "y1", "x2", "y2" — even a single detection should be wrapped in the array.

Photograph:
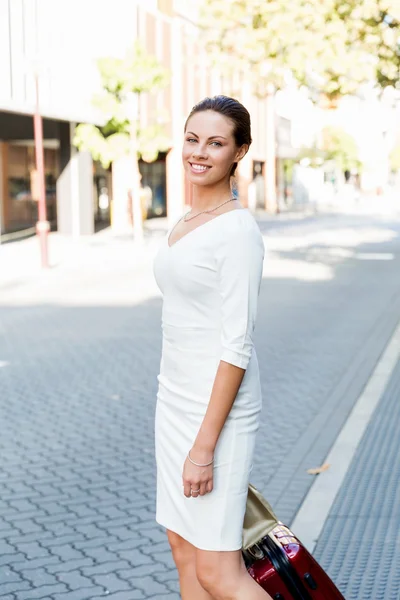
[{"x1": 216, "y1": 223, "x2": 264, "y2": 369}]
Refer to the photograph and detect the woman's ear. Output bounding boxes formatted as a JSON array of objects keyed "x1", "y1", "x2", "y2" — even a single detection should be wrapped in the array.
[{"x1": 235, "y1": 144, "x2": 249, "y2": 163}]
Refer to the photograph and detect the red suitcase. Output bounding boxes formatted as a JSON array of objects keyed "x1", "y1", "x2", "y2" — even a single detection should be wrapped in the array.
[{"x1": 244, "y1": 524, "x2": 345, "y2": 599}]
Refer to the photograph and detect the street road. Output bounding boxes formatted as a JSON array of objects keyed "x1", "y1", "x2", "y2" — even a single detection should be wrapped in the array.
[{"x1": 1, "y1": 211, "x2": 400, "y2": 599}]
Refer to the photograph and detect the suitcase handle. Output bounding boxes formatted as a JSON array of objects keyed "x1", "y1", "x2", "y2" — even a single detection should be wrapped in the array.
[{"x1": 260, "y1": 534, "x2": 313, "y2": 600}]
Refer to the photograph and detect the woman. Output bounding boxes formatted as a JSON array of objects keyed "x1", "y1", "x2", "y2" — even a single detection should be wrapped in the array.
[{"x1": 153, "y1": 96, "x2": 271, "y2": 600}]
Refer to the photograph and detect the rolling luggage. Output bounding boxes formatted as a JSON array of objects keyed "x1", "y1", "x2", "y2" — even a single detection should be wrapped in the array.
[{"x1": 243, "y1": 484, "x2": 345, "y2": 599}]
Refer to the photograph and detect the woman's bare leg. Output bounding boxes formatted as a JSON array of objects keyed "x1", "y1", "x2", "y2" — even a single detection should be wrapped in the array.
[
  {"x1": 196, "y1": 548, "x2": 273, "y2": 600},
  {"x1": 166, "y1": 530, "x2": 214, "y2": 600}
]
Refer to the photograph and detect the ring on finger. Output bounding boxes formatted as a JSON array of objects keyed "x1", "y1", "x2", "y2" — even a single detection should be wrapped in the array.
[{"x1": 191, "y1": 488, "x2": 200, "y2": 493}]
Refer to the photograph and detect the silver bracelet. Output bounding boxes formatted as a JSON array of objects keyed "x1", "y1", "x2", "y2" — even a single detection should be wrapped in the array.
[{"x1": 188, "y1": 449, "x2": 214, "y2": 467}]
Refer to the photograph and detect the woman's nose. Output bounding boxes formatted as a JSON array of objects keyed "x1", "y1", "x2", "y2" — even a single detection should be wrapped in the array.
[{"x1": 192, "y1": 144, "x2": 208, "y2": 159}]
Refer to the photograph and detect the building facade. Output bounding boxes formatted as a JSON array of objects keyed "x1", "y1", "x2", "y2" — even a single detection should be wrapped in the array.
[{"x1": 0, "y1": 0, "x2": 293, "y2": 238}]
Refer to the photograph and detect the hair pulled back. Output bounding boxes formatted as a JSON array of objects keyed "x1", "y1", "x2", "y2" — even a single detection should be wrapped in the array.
[{"x1": 184, "y1": 95, "x2": 252, "y2": 177}]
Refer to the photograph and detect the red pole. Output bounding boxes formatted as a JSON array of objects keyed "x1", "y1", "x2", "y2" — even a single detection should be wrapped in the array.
[{"x1": 33, "y1": 72, "x2": 50, "y2": 268}]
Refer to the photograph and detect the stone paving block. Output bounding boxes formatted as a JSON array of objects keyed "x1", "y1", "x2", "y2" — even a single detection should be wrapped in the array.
[
  {"x1": 57, "y1": 484, "x2": 86, "y2": 497},
  {"x1": 81, "y1": 561, "x2": 132, "y2": 577},
  {"x1": 117, "y1": 564, "x2": 168, "y2": 581},
  {"x1": 68, "y1": 504, "x2": 102, "y2": 519},
  {"x1": 92, "y1": 573, "x2": 131, "y2": 593},
  {"x1": 33, "y1": 514, "x2": 67, "y2": 525},
  {"x1": 88, "y1": 490, "x2": 122, "y2": 503},
  {"x1": 1, "y1": 491, "x2": 41, "y2": 503},
  {"x1": 151, "y1": 551, "x2": 176, "y2": 570},
  {"x1": 130, "y1": 509, "x2": 154, "y2": 522},
  {"x1": 0, "y1": 529, "x2": 17, "y2": 540},
  {"x1": 50, "y1": 468, "x2": 83, "y2": 481},
  {"x1": 10, "y1": 556, "x2": 62, "y2": 571},
  {"x1": 166, "y1": 579, "x2": 181, "y2": 594},
  {"x1": 18, "y1": 567, "x2": 59, "y2": 587},
  {"x1": 116, "y1": 549, "x2": 154, "y2": 566},
  {"x1": 5, "y1": 482, "x2": 37, "y2": 495},
  {"x1": 9, "y1": 519, "x2": 43, "y2": 535},
  {"x1": 0, "y1": 517, "x2": 13, "y2": 530},
  {"x1": 95, "y1": 506, "x2": 129, "y2": 519},
  {"x1": 80, "y1": 548, "x2": 120, "y2": 563},
  {"x1": 66, "y1": 515, "x2": 103, "y2": 527},
  {"x1": 0, "y1": 567, "x2": 22, "y2": 584},
  {"x1": 0, "y1": 581, "x2": 32, "y2": 595},
  {"x1": 6, "y1": 509, "x2": 47, "y2": 521},
  {"x1": 30, "y1": 483, "x2": 62, "y2": 496},
  {"x1": 56, "y1": 588, "x2": 106, "y2": 600},
  {"x1": 133, "y1": 520, "x2": 160, "y2": 531},
  {"x1": 14, "y1": 542, "x2": 51, "y2": 559},
  {"x1": 93, "y1": 500, "x2": 134, "y2": 513},
  {"x1": 17, "y1": 584, "x2": 69, "y2": 599},
  {"x1": 139, "y1": 528, "x2": 167, "y2": 544},
  {"x1": 72, "y1": 523, "x2": 107, "y2": 538},
  {"x1": 39, "y1": 535, "x2": 85, "y2": 549},
  {"x1": 106, "y1": 539, "x2": 144, "y2": 553},
  {"x1": 39, "y1": 523, "x2": 75, "y2": 537},
  {"x1": 140, "y1": 541, "x2": 170, "y2": 555},
  {"x1": 7, "y1": 499, "x2": 39, "y2": 513},
  {"x1": 133, "y1": 575, "x2": 172, "y2": 596},
  {"x1": 153, "y1": 569, "x2": 180, "y2": 583},
  {"x1": 107, "y1": 527, "x2": 141, "y2": 542},
  {"x1": 40, "y1": 502, "x2": 66, "y2": 516},
  {"x1": 45, "y1": 558, "x2": 94, "y2": 573},
  {"x1": 56, "y1": 570, "x2": 96, "y2": 590},
  {"x1": 97, "y1": 516, "x2": 140, "y2": 530},
  {"x1": 0, "y1": 541, "x2": 17, "y2": 555},
  {"x1": 74, "y1": 536, "x2": 119, "y2": 550},
  {"x1": 90, "y1": 591, "x2": 145, "y2": 600},
  {"x1": 148, "y1": 594, "x2": 180, "y2": 600},
  {"x1": 49, "y1": 544, "x2": 84, "y2": 561}
]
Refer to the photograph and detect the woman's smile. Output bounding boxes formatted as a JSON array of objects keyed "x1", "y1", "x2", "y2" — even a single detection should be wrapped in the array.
[{"x1": 189, "y1": 162, "x2": 212, "y2": 174}]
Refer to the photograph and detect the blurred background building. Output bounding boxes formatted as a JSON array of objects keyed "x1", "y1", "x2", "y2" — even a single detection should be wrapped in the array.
[
  {"x1": 0, "y1": 0, "x2": 299, "y2": 239},
  {"x1": 1, "y1": 0, "x2": 399, "y2": 240}
]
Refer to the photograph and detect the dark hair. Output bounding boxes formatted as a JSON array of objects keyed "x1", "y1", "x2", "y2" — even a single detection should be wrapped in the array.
[{"x1": 184, "y1": 95, "x2": 252, "y2": 177}]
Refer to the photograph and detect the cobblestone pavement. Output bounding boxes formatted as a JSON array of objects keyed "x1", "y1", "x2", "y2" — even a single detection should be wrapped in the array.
[
  {"x1": 1, "y1": 211, "x2": 400, "y2": 599},
  {"x1": 314, "y1": 355, "x2": 400, "y2": 599}
]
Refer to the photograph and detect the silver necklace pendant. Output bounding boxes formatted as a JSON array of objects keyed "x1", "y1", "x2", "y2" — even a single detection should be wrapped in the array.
[{"x1": 183, "y1": 197, "x2": 235, "y2": 222}]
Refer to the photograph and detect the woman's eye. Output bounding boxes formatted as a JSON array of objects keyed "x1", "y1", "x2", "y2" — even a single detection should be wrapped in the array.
[
  {"x1": 186, "y1": 138, "x2": 197, "y2": 143},
  {"x1": 210, "y1": 141, "x2": 222, "y2": 147}
]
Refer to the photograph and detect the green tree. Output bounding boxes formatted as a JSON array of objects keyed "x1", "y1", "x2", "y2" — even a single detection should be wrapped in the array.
[
  {"x1": 201, "y1": 1, "x2": 399, "y2": 210},
  {"x1": 346, "y1": 0, "x2": 400, "y2": 91},
  {"x1": 201, "y1": 0, "x2": 400, "y2": 99},
  {"x1": 389, "y1": 140, "x2": 400, "y2": 171},
  {"x1": 321, "y1": 126, "x2": 361, "y2": 172},
  {"x1": 74, "y1": 42, "x2": 170, "y2": 235}
]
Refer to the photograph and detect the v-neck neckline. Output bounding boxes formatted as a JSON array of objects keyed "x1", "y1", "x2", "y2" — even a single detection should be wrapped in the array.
[{"x1": 167, "y1": 208, "x2": 247, "y2": 250}]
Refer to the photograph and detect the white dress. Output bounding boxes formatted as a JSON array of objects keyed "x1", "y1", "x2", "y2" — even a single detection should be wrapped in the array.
[{"x1": 153, "y1": 208, "x2": 265, "y2": 551}]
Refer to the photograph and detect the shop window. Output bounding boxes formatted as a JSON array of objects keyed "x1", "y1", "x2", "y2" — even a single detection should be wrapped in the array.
[
  {"x1": 139, "y1": 155, "x2": 167, "y2": 218},
  {"x1": 6, "y1": 144, "x2": 57, "y2": 233}
]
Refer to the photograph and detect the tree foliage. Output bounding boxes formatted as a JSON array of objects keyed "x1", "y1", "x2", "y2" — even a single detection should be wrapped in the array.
[
  {"x1": 389, "y1": 139, "x2": 400, "y2": 171},
  {"x1": 74, "y1": 42, "x2": 170, "y2": 167},
  {"x1": 321, "y1": 126, "x2": 361, "y2": 171},
  {"x1": 201, "y1": 0, "x2": 400, "y2": 98}
]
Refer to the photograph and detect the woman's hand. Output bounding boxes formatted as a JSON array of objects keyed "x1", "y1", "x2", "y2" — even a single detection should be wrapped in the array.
[{"x1": 182, "y1": 447, "x2": 214, "y2": 498}]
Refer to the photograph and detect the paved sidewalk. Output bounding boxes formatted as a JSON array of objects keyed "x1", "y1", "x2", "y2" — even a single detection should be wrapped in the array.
[
  {"x1": 1, "y1": 211, "x2": 400, "y2": 599},
  {"x1": 314, "y1": 355, "x2": 400, "y2": 600}
]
